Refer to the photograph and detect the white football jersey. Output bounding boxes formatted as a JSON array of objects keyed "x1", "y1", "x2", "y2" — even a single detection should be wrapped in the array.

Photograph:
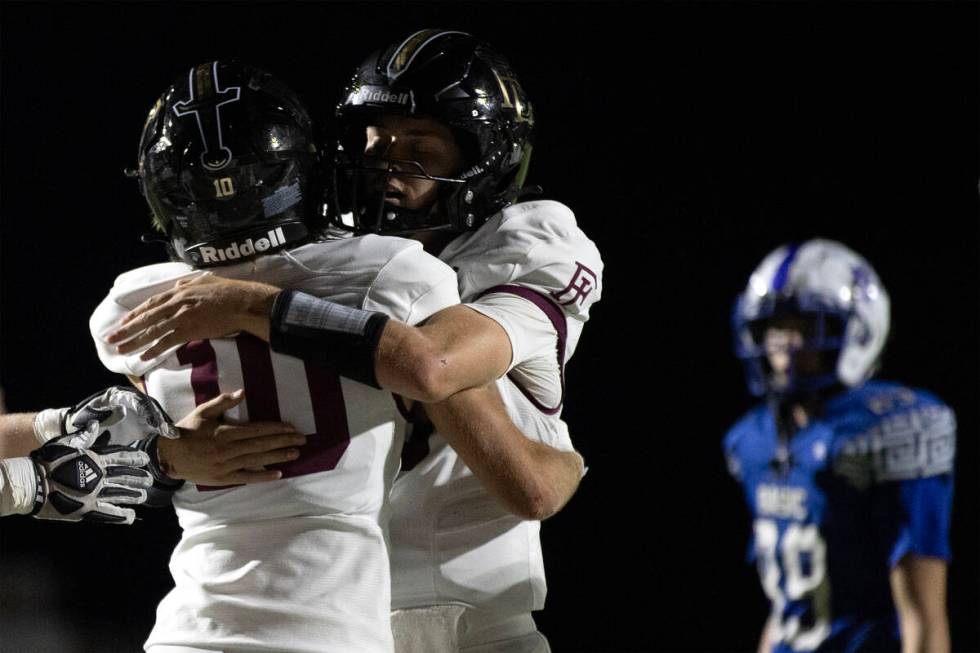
[
  {"x1": 90, "y1": 235, "x2": 459, "y2": 653},
  {"x1": 389, "y1": 200, "x2": 603, "y2": 646}
]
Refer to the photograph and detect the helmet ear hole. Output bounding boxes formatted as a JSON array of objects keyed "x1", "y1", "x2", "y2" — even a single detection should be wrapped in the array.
[{"x1": 449, "y1": 128, "x2": 481, "y2": 172}]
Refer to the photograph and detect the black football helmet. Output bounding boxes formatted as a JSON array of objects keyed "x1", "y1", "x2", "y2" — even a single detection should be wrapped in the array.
[
  {"x1": 138, "y1": 61, "x2": 319, "y2": 267},
  {"x1": 333, "y1": 29, "x2": 535, "y2": 235}
]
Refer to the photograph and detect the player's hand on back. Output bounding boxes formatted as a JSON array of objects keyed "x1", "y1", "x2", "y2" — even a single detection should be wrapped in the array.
[
  {"x1": 107, "y1": 275, "x2": 280, "y2": 360},
  {"x1": 157, "y1": 390, "x2": 306, "y2": 486}
]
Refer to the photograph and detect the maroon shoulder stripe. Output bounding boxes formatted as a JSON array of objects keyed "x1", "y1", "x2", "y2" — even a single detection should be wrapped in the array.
[{"x1": 476, "y1": 284, "x2": 567, "y2": 415}]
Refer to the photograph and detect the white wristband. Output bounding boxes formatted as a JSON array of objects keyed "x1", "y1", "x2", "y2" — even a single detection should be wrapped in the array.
[
  {"x1": 0, "y1": 457, "x2": 38, "y2": 516},
  {"x1": 33, "y1": 407, "x2": 67, "y2": 446}
]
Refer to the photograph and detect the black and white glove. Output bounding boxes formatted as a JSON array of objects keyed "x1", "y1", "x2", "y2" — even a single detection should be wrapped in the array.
[
  {"x1": 33, "y1": 385, "x2": 179, "y2": 448},
  {"x1": 29, "y1": 432, "x2": 152, "y2": 525}
]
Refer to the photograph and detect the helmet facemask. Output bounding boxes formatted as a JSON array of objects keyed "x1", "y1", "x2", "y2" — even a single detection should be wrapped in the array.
[
  {"x1": 333, "y1": 122, "x2": 468, "y2": 235},
  {"x1": 738, "y1": 300, "x2": 848, "y2": 397}
]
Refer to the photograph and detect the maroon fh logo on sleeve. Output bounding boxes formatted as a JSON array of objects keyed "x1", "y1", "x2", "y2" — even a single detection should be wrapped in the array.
[{"x1": 551, "y1": 262, "x2": 598, "y2": 306}]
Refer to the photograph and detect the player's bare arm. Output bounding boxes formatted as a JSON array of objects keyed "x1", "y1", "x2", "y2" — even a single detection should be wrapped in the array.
[
  {"x1": 756, "y1": 615, "x2": 775, "y2": 653},
  {"x1": 0, "y1": 413, "x2": 42, "y2": 458},
  {"x1": 109, "y1": 274, "x2": 512, "y2": 403},
  {"x1": 111, "y1": 285, "x2": 581, "y2": 516},
  {"x1": 375, "y1": 303, "x2": 511, "y2": 402},
  {"x1": 421, "y1": 384, "x2": 584, "y2": 521},
  {"x1": 890, "y1": 556, "x2": 951, "y2": 653}
]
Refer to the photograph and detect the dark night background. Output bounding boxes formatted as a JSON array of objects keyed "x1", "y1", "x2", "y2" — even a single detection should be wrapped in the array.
[{"x1": 1, "y1": 2, "x2": 977, "y2": 651}]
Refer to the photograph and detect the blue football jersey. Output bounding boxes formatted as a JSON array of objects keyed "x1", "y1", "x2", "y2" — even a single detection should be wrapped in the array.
[{"x1": 723, "y1": 380, "x2": 956, "y2": 652}]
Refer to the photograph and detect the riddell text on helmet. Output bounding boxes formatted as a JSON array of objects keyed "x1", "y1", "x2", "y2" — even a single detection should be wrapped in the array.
[
  {"x1": 349, "y1": 86, "x2": 411, "y2": 107},
  {"x1": 197, "y1": 227, "x2": 286, "y2": 264}
]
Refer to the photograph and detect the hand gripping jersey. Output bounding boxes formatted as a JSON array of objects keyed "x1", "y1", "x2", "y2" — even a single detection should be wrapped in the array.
[
  {"x1": 90, "y1": 236, "x2": 459, "y2": 653},
  {"x1": 389, "y1": 200, "x2": 603, "y2": 647},
  {"x1": 723, "y1": 381, "x2": 956, "y2": 653}
]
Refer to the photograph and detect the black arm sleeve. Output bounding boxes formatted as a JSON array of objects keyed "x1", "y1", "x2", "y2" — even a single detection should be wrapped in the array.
[{"x1": 269, "y1": 290, "x2": 390, "y2": 388}]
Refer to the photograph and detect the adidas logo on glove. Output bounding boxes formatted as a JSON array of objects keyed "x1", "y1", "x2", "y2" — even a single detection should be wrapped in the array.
[{"x1": 77, "y1": 459, "x2": 99, "y2": 490}]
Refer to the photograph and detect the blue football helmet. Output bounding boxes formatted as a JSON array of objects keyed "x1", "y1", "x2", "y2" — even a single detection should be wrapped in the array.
[{"x1": 733, "y1": 239, "x2": 891, "y2": 396}]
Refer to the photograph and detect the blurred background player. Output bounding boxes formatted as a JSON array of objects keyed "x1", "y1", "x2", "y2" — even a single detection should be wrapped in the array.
[
  {"x1": 109, "y1": 30, "x2": 602, "y2": 652},
  {"x1": 725, "y1": 239, "x2": 955, "y2": 652}
]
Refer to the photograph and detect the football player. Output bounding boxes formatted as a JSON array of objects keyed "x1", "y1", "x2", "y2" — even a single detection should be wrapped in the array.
[
  {"x1": 110, "y1": 31, "x2": 602, "y2": 653},
  {"x1": 725, "y1": 239, "x2": 954, "y2": 652},
  {"x1": 90, "y1": 60, "x2": 460, "y2": 653}
]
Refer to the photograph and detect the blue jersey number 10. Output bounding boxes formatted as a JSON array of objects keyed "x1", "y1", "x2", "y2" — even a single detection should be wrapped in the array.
[{"x1": 754, "y1": 518, "x2": 831, "y2": 650}]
